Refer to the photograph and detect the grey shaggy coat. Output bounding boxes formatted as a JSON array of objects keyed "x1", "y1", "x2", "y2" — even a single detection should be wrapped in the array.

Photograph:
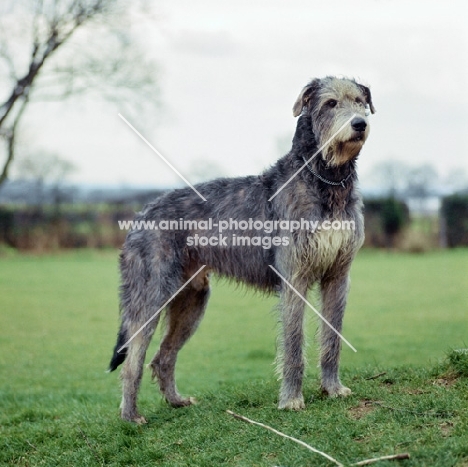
[{"x1": 109, "y1": 76, "x2": 375, "y2": 423}]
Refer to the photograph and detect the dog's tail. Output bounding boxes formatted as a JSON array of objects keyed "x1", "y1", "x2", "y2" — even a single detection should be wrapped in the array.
[
  {"x1": 108, "y1": 323, "x2": 128, "y2": 372},
  {"x1": 109, "y1": 245, "x2": 151, "y2": 372}
]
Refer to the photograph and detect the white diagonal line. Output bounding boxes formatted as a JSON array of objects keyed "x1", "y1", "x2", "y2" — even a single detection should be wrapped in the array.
[
  {"x1": 268, "y1": 114, "x2": 357, "y2": 201},
  {"x1": 269, "y1": 265, "x2": 357, "y2": 352},
  {"x1": 118, "y1": 113, "x2": 207, "y2": 202},
  {"x1": 117, "y1": 265, "x2": 207, "y2": 353}
]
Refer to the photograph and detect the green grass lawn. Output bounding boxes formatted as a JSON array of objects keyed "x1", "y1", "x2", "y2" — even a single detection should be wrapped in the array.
[{"x1": 0, "y1": 249, "x2": 467, "y2": 466}]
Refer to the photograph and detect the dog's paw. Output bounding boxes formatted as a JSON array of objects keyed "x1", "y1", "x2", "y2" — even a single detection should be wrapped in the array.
[
  {"x1": 278, "y1": 396, "x2": 305, "y2": 410},
  {"x1": 168, "y1": 396, "x2": 197, "y2": 408},
  {"x1": 133, "y1": 415, "x2": 148, "y2": 425},
  {"x1": 322, "y1": 385, "x2": 352, "y2": 398},
  {"x1": 121, "y1": 413, "x2": 147, "y2": 424}
]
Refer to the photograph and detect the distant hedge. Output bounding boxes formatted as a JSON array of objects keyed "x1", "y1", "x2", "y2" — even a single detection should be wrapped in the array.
[
  {"x1": 0, "y1": 205, "x2": 135, "y2": 250},
  {"x1": 441, "y1": 194, "x2": 468, "y2": 247},
  {"x1": 363, "y1": 197, "x2": 410, "y2": 248},
  {"x1": 0, "y1": 197, "x2": 428, "y2": 251}
]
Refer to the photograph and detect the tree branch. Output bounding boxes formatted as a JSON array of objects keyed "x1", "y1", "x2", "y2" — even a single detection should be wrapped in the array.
[
  {"x1": 351, "y1": 453, "x2": 410, "y2": 466},
  {"x1": 0, "y1": 0, "x2": 158, "y2": 187},
  {"x1": 0, "y1": 0, "x2": 106, "y2": 127},
  {"x1": 0, "y1": 95, "x2": 30, "y2": 186}
]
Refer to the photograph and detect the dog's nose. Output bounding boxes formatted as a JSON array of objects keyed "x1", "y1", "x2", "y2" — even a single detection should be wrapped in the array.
[{"x1": 351, "y1": 117, "x2": 367, "y2": 132}]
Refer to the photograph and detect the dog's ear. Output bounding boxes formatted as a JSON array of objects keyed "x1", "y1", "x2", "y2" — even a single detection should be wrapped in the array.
[
  {"x1": 357, "y1": 83, "x2": 376, "y2": 114},
  {"x1": 292, "y1": 79, "x2": 321, "y2": 117}
]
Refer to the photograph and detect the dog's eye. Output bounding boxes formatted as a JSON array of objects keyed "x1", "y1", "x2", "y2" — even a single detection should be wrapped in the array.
[
  {"x1": 355, "y1": 97, "x2": 364, "y2": 106},
  {"x1": 326, "y1": 99, "x2": 337, "y2": 108}
]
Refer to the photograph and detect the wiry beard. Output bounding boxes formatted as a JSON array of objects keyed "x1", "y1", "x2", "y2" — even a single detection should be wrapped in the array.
[{"x1": 322, "y1": 139, "x2": 365, "y2": 167}]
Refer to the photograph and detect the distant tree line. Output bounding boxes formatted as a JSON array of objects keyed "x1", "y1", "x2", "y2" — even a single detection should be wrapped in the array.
[
  {"x1": 363, "y1": 198, "x2": 410, "y2": 248},
  {"x1": 0, "y1": 204, "x2": 133, "y2": 250},
  {"x1": 441, "y1": 194, "x2": 468, "y2": 248},
  {"x1": 1, "y1": 193, "x2": 467, "y2": 252}
]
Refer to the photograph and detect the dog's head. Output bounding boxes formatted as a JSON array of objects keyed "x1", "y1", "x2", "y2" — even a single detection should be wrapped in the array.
[{"x1": 293, "y1": 77, "x2": 375, "y2": 166}]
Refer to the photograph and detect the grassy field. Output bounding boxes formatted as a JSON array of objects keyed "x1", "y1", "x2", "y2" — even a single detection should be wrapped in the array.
[{"x1": 0, "y1": 249, "x2": 467, "y2": 466}]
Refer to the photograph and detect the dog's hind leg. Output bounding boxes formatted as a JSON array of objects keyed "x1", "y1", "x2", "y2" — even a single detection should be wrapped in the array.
[
  {"x1": 319, "y1": 273, "x2": 352, "y2": 397},
  {"x1": 149, "y1": 272, "x2": 210, "y2": 407},
  {"x1": 120, "y1": 320, "x2": 159, "y2": 424},
  {"x1": 117, "y1": 244, "x2": 167, "y2": 423},
  {"x1": 277, "y1": 278, "x2": 308, "y2": 410}
]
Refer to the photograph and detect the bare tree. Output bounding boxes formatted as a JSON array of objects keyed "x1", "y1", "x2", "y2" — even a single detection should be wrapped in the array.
[
  {"x1": 13, "y1": 150, "x2": 76, "y2": 207},
  {"x1": 0, "y1": 0, "x2": 159, "y2": 186},
  {"x1": 404, "y1": 164, "x2": 438, "y2": 213},
  {"x1": 444, "y1": 167, "x2": 468, "y2": 193},
  {"x1": 371, "y1": 160, "x2": 410, "y2": 198}
]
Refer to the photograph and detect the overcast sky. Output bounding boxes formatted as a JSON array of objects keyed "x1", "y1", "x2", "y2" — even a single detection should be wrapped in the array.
[{"x1": 9, "y1": 0, "x2": 468, "y2": 190}]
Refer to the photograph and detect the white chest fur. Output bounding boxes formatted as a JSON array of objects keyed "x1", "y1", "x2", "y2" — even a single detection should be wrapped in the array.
[{"x1": 298, "y1": 221, "x2": 362, "y2": 277}]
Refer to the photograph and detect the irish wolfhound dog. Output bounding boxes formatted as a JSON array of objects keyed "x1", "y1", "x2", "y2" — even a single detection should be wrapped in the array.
[{"x1": 109, "y1": 76, "x2": 375, "y2": 423}]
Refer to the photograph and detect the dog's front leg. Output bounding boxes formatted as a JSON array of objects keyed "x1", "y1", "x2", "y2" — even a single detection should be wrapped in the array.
[
  {"x1": 277, "y1": 279, "x2": 307, "y2": 410},
  {"x1": 320, "y1": 273, "x2": 352, "y2": 397}
]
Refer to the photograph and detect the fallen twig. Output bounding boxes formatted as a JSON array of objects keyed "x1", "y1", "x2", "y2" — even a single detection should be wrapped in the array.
[
  {"x1": 351, "y1": 453, "x2": 410, "y2": 465},
  {"x1": 227, "y1": 410, "x2": 344, "y2": 466},
  {"x1": 365, "y1": 372, "x2": 387, "y2": 380},
  {"x1": 77, "y1": 426, "x2": 102, "y2": 465},
  {"x1": 26, "y1": 440, "x2": 38, "y2": 451},
  {"x1": 227, "y1": 410, "x2": 410, "y2": 467}
]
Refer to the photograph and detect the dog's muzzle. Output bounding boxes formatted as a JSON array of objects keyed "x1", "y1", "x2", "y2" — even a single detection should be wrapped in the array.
[{"x1": 349, "y1": 117, "x2": 367, "y2": 142}]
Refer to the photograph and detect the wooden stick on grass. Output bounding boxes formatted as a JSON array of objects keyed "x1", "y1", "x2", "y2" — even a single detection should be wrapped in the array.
[
  {"x1": 226, "y1": 410, "x2": 345, "y2": 467},
  {"x1": 26, "y1": 440, "x2": 38, "y2": 451},
  {"x1": 77, "y1": 426, "x2": 102, "y2": 465},
  {"x1": 365, "y1": 372, "x2": 387, "y2": 380},
  {"x1": 351, "y1": 453, "x2": 410, "y2": 465},
  {"x1": 227, "y1": 410, "x2": 410, "y2": 467}
]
